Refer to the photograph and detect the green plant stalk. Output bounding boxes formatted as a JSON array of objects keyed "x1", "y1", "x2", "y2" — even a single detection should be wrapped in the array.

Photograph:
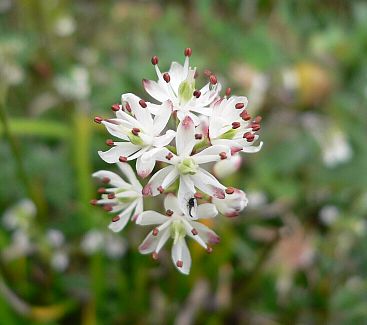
[{"x1": 0, "y1": 86, "x2": 47, "y2": 218}]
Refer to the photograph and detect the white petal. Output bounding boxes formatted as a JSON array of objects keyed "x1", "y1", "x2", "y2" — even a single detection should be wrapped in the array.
[
  {"x1": 153, "y1": 130, "x2": 176, "y2": 147},
  {"x1": 197, "y1": 203, "x2": 218, "y2": 219},
  {"x1": 242, "y1": 141, "x2": 263, "y2": 153},
  {"x1": 142, "y1": 79, "x2": 170, "y2": 102},
  {"x1": 136, "y1": 211, "x2": 169, "y2": 225},
  {"x1": 190, "y1": 169, "x2": 225, "y2": 199},
  {"x1": 168, "y1": 61, "x2": 185, "y2": 94},
  {"x1": 117, "y1": 162, "x2": 142, "y2": 189},
  {"x1": 136, "y1": 155, "x2": 155, "y2": 179},
  {"x1": 139, "y1": 232, "x2": 159, "y2": 254},
  {"x1": 98, "y1": 143, "x2": 141, "y2": 163},
  {"x1": 161, "y1": 168, "x2": 179, "y2": 190},
  {"x1": 163, "y1": 193, "x2": 182, "y2": 214},
  {"x1": 192, "y1": 145, "x2": 230, "y2": 165},
  {"x1": 142, "y1": 166, "x2": 175, "y2": 196},
  {"x1": 172, "y1": 238, "x2": 191, "y2": 275},
  {"x1": 191, "y1": 221, "x2": 220, "y2": 245},
  {"x1": 101, "y1": 120, "x2": 130, "y2": 141},
  {"x1": 92, "y1": 170, "x2": 130, "y2": 189},
  {"x1": 108, "y1": 201, "x2": 137, "y2": 232},
  {"x1": 177, "y1": 176, "x2": 195, "y2": 216},
  {"x1": 176, "y1": 116, "x2": 195, "y2": 156},
  {"x1": 153, "y1": 101, "x2": 173, "y2": 134}
]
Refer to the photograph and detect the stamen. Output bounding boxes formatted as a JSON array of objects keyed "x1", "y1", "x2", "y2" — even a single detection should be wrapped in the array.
[
  {"x1": 151, "y1": 56, "x2": 159, "y2": 65},
  {"x1": 125, "y1": 102, "x2": 132, "y2": 112},
  {"x1": 152, "y1": 252, "x2": 159, "y2": 260},
  {"x1": 209, "y1": 74, "x2": 217, "y2": 85},
  {"x1": 191, "y1": 228, "x2": 198, "y2": 236},
  {"x1": 166, "y1": 209, "x2": 174, "y2": 216},
  {"x1": 132, "y1": 127, "x2": 140, "y2": 136},
  {"x1": 98, "y1": 187, "x2": 106, "y2": 194},
  {"x1": 142, "y1": 184, "x2": 152, "y2": 196},
  {"x1": 107, "y1": 193, "x2": 115, "y2": 199},
  {"x1": 102, "y1": 177, "x2": 110, "y2": 184},
  {"x1": 225, "y1": 87, "x2": 231, "y2": 96},
  {"x1": 176, "y1": 260, "x2": 183, "y2": 268},
  {"x1": 194, "y1": 192, "x2": 203, "y2": 199},
  {"x1": 231, "y1": 147, "x2": 242, "y2": 155},
  {"x1": 90, "y1": 199, "x2": 98, "y2": 205},
  {"x1": 232, "y1": 122, "x2": 240, "y2": 129},
  {"x1": 119, "y1": 156, "x2": 128, "y2": 162},
  {"x1": 104, "y1": 205, "x2": 113, "y2": 212},
  {"x1": 184, "y1": 48, "x2": 192, "y2": 57},
  {"x1": 225, "y1": 187, "x2": 235, "y2": 194},
  {"x1": 94, "y1": 116, "x2": 103, "y2": 124},
  {"x1": 251, "y1": 124, "x2": 261, "y2": 131},
  {"x1": 193, "y1": 90, "x2": 201, "y2": 98},
  {"x1": 152, "y1": 228, "x2": 159, "y2": 236},
  {"x1": 106, "y1": 139, "x2": 114, "y2": 146},
  {"x1": 163, "y1": 73, "x2": 170, "y2": 83},
  {"x1": 235, "y1": 102, "x2": 244, "y2": 109},
  {"x1": 243, "y1": 132, "x2": 254, "y2": 142},
  {"x1": 219, "y1": 152, "x2": 227, "y2": 160},
  {"x1": 195, "y1": 133, "x2": 203, "y2": 140},
  {"x1": 157, "y1": 186, "x2": 164, "y2": 194},
  {"x1": 240, "y1": 110, "x2": 251, "y2": 121},
  {"x1": 111, "y1": 104, "x2": 120, "y2": 111},
  {"x1": 254, "y1": 116, "x2": 262, "y2": 123},
  {"x1": 206, "y1": 246, "x2": 213, "y2": 254},
  {"x1": 112, "y1": 215, "x2": 120, "y2": 222},
  {"x1": 139, "y1": 99, "x2": 147, "y2": 108},
  {"x1": 166, "y1": 152, "x2": 173, "y2": 160}
]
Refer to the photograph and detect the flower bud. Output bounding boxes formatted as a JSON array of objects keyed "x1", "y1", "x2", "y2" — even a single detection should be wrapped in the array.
[{"x1": 212, "y1": 189, "x2": 248, "y2": 217}]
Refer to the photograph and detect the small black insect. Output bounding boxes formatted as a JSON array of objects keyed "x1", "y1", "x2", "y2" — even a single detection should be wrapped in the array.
[{"x1": 187, "y1": 197, "x2": 196, "y2": 218}]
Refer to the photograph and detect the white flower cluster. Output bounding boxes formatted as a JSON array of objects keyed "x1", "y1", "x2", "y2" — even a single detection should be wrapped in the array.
[{"x1": 92, "y1": 49, "x2": 263, "y2": 274}]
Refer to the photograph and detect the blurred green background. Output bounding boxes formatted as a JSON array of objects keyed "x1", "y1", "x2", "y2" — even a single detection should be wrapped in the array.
[{"x1": 1, "y1": 0, "x2": 367, "y2": 324}]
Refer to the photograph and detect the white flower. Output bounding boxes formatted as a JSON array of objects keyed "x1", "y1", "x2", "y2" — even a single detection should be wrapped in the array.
[
  {"x1": 2, "y1": 199, "x2": 36, "y2": 231},
  {"x1": 46, "y1": 229, "x2": 65, "y2": 248},
  {"x1": 81, "y1": 229, "x2": 104, "y2": 255},
  {"x1": 51, "y1": 251, "x2": 69, "y2": 272},
  {"x1": 142, "y1": 115, "x2": 230, "y2": 210},
  {"x1": 212, "y1": 188, "x2": 248, "y2": 217},
  {"x1": 143, "y1": 49, "x2": 221, "y2": 125},
  {"x1": 136, "y1": 194, "x2": 219, "y2": 274},
  {"x1": 208, "y1": 96, "x2": 263, "y2": 154},
  {"x1": 97, "y1": 93, "x2": 175, "y2": 178},
  {"x1": 105, "y1": 234, "x2": 127, "y2": 259},
  {"x1": 213, "y1": 154, "x2": 242, "y2": 179},
  {"x1": 92, "y1": 162, "x2": 143, "y2": 232}
]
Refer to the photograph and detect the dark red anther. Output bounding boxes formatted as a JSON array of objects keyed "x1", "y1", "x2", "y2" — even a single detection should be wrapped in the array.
[
  {"x1": 191, "y1": 228, "x2": 198, "y2": 235},
  {"x1": 125, "y1": 102, "x2": 131, "y2": 112},
  {"x1": 152, "y1": 228, "x2": 159, "y2": 236},
  {"x1": 235, "y1": 102, "x2": 244, "y2": 109},
  {"x1": 195, "y1": 133, "x2": 203, "y2": 140},
  {"x1": 139, "y1": 99, "x2": 147, "y2": 108},
  {"x1": 157, "y1": 186, "x2": 164, "y2": 194},
  {"x1": 94, "y1": 116, "x2": 103, "y2": 124},
  {"x1": 240, "y1": 110, "x2": 251, "y2": 121},
  {"x1": 104, "y1": 205, "x2": 113, "y2": 212},
  {"x1": 232, "y1": 122, "x2": 240, "y2": 129},
  {"x1": 111, "y1": 103, "x2": 120, "y2": 111},
  {"x1": 176, "y1": 260, "x2": 183, "y2": 268},
  {"x1": 152, "y1": 252, "x2": 159, "y2": 260},
  {"x1": 163, "y1": 72, "x2": 170, "y2": 83},
  {"x1": 107, "y1": 193, "x2": 115, "y2": 199},
  {"x1": 219, "y1": 152, "x2": 227, "y2": 160},
  {"x1": 166, "y1": 152, "x2": 173, "y2": 160},
  {"x1": 193, "y1": 90, "x2": 201, "y2": 98},
  {"x1": 90, "y1": 199, "x2": 98, "y2": 205},
  {"x1": 243, "y1": 132, "x2": 254, "y2": 142},
  {"x1": 166, "y1": 209, "x2": 174, "y2": 216},
  {"x1": 184, "y1": 48, "x2": 192, "y2": 57},
  {"x1": 102, "y1": 177, "x2": 110, "y2": 184},
  {"x1": 98, "y1": 187, "x2": 106, "y2": 194},
  {"x1": 106, "y1": 139, "x2": 114, "y2": 146},
  {"x1": 151, "y1": 55, "x2": 159, "y2": 65},
  {"x1": 112, "y1": 215, "x2": 120, "y2": 222},
  {"x1": 251, "y1": 124, "x2": 261, "y2": 131},
  {"x1": 225, "y1": 187, "x2": 235, "y2": 194},
  {"x1": 119, "y1": 156, "x2": 128, "y2": 162},
  {"x1": 194, "y1": 192, "x2": 203, "y2": 199},
  {"x1": 209, "y1": 74, "x2": 217, "y2": 85},
  {"x1": 254, "y1": 116, "x2": 262, "y2": 123},
  {"x1": 206, "y1": 246, "x2": 213, "y2": 254},
  {"x1": 225, "y1": 87, "x2": 231, "y2": 97},
  {"x1": 132, "y1": 127, "x2": 140, "y2": 136}
]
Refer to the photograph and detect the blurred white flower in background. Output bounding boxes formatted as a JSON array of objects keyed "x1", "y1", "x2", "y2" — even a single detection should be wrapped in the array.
[
  {"x1": 0, "y1": 38, "x2": 26, "y2": 85},
  {"x1": 81, "y1": 229, "x2": 104, "y2": 255},
  {"x1": 51, "y1": 251, "x2": 69, "y2": 272},
  {"x1": 2, "y1": 199, "x2": 36, "y2": 231},
  {"x1": 46, "y1": 229, "x2": 65, "y2": 248},
  {"x1": 213, "y1": 154, "x2": 242, "y2": 179},
  {"x1": 54, "y1": 15, "x2": 76, "y2": 37},
  {"x1": 319, "y1": 205, "x2": 340, "y2": 225}
]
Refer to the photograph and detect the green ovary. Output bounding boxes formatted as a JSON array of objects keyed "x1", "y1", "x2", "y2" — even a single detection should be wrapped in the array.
[
  {"x1": 178, "y1": 158, "x2": 198, "y2": 175},
  {"x1": 171, "y1": 220, "x2": 186, "y2": 244}
]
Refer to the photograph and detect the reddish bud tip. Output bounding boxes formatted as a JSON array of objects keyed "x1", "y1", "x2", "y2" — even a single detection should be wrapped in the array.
[
  {"x1": 232, "y1": 122, "x2": 240, "y2": 129},
  {"x1": 111, "y1": 104, "x2": 120, "y2": 111},
  {"x1": 225, "y1": 87, "x2": 231, "y2": 97},
  {"x1": 112, "y1": 215, "x2": 120, "y2": 222},
  {"x1": 151, "y1": 56, "x2": 159, "y2": 65},
  {"x1": 195, "y1": 133, "x2": 203, "y2": 140},
  {"x1": 139, "y1": 99, "x2": 147, "y2": 108},
  {"x1": 219, "y1": 152, "x2": 227, "y2": 160},
  {"x1": 184, "y1": 48, "x2": 192, "y2": 57},
  {"x1": 209, "y1": 74, "x2": 217, "y2": 85},
  {"x1": 106, "y1": 139, "x2": 114, "y2": 146},
  {"x1": 191, "y1": 228, "x2": 198, "y2": 235},
  {"x1": 176, "y1": 260, "x2": 183, "y2": 268},
  {"x1": 94, "y1": 116, "x2": 103, "y2": 124},
  {"x1": 225, "y1": 187, "x2": 235, "y2": 194},
  {"x1": 152, "y1": 228, "x2": 159, "y2": 236},
  {"x1": 235, "y1": 102, "x2": 244, "y2": 109},
  {"x1": 166, "y1": 209, "x2": 174, "y2": 216},
  {"x1": 163, "y1": 72, "x2": 170, "y2": 83}
]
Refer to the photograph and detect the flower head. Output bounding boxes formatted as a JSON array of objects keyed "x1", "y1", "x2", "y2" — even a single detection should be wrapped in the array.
[
  {"x1": 136, "y1": 194, "x2": 219, "y2": 274},
  {"x1": 92, "y1": 162, "x2": 143, "y2": 232}
]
